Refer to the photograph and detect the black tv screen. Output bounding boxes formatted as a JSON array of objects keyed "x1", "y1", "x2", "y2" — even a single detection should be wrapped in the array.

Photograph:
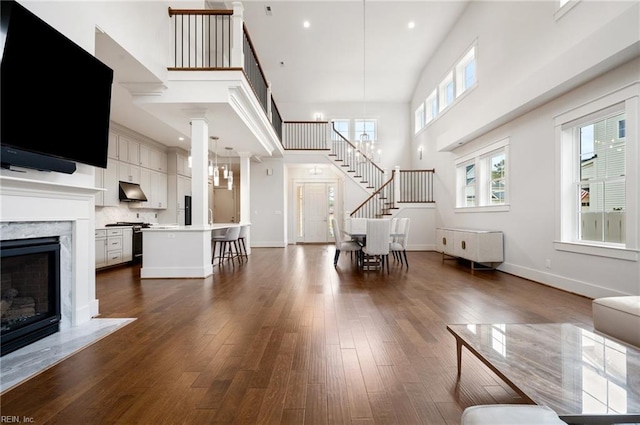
[{"x1": 0, "y1": 0, "x2": 114, "y2": 170}]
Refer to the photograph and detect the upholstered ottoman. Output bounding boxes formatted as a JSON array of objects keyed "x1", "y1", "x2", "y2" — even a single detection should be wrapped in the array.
[
  {"x1": 592, "y1": 296, "x2": 640, "y2": 347},
  {"x1": 461, "y1": 404, "x2": 566, "y2": 425}
]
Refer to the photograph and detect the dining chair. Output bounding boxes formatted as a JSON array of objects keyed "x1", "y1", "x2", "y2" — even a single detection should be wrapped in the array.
[
  {"x1": 362, "y1": 218, "x2": 391, "y2": 273},
  {"x1": 331, "y1": 217, "x2": 362, "y2": 267},
  {"x1": 211, "y1": 226, "x2": 241, "y2": 266},
  {"x1": 390, "y1": 217, "x2": 410, "y2": 268},
  {"x1": 349, "y1": 217, "x2": 368, "y2": 236}
]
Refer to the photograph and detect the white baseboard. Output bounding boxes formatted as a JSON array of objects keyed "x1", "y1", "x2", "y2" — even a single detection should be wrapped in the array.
[{"x1": 499, "y1": 262, "x2": 632, "y2": 299}]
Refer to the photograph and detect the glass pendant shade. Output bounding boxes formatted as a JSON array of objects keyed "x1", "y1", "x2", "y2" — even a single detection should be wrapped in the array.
[{"x1": 213, "y1": 166, "x2": 219, "y2": 186}]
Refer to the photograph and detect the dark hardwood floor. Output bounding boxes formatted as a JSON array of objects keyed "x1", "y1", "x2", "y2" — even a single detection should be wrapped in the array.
[{"x1": 0, "y1": 246, "x2": 593, "y2": 424}]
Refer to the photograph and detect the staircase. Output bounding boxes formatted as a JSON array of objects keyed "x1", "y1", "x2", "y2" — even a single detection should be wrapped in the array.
[{"x1": 282, "y1": 121, "x2": 435, "y2": 218}]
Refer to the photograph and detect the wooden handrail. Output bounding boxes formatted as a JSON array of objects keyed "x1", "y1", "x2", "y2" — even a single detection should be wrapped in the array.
[
  {"x1": 331, "y1": 123, "x2": 384, "y2": 174},
  {"x1": 350, "y1": 171, "x2": 395, "y2": 217},
  {"x1": 168, "y1": 8, "x2": 233, "y2": 17}
]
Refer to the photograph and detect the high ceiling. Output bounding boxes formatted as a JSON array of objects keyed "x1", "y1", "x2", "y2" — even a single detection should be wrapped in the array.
[{"x1": 101, "y1": 0, "x2": 469, "y2": 151}]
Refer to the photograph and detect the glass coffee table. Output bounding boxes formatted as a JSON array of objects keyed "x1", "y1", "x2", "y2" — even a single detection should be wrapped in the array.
[{"x1": 446, "y1": 323, "x2": 640, "y2": 424}]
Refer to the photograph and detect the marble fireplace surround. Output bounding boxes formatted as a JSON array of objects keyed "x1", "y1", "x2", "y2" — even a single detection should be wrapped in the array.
[{"x1": 1, "y1": 176, "x2": 100, "y2": 329}]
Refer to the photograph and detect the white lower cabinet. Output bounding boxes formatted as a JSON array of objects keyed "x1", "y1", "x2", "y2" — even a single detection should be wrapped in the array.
[
  {"x1": 95, "y1": 229, "x2": 107, "y2": 269},
  {"x1": 96, "y1": 227, "x2": 132, "y2": 269},
  {"x1": 436, "y1": 227, "x2": 504, "y2": 269}
]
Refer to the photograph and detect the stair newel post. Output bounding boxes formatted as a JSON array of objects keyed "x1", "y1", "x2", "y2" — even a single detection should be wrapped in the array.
[
  {"x1": 394, "y1": 166, "x2": 401, "y2": 210},
  {"x1": 231, "y1": 2, "x2": 244, "y2": 68}
]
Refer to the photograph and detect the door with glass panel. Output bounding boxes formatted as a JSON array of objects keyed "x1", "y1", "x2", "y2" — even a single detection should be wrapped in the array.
[{"x1": 296, "y1": 182, "x2": 336, "y2": 243}]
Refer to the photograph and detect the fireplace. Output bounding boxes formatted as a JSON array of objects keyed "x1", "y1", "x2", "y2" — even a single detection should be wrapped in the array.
[{"x1": 1, "y1": 236, "x2": 61, "y2": 356}]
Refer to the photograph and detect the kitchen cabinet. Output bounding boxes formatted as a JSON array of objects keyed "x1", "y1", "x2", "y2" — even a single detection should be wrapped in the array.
[
  {"x1": 137, "y1": 168, "x2": 168, "y2": 209},
  {"x1": 118, "y1": 136, "x2": 140, "y2": 165},
  {"x1": 140, "y1": 144, "x2": 168, "y2": 172},
  {"x1": 107, "y1": 131, "x2": 118, "y2": 159},
  {"x1": 436, "y1": 227, "x2": 503, "y2": 270},
  {"x1": 96, "y1": 227, "x2": 132, "y2": 269},
  {"x1": 122, "y1": 228, "x2": 133, "y2": 262},
  {"x1": 176, "y1": 153, "x2": 191, "y2": 177},
  {"x1": 118, "y1": 161, "x2": 140, "y2": 184},
  {"x1": 95, "y1": 229, "x2": 107, "y2": 269},
  {"x1": 95, "y1": 158, "x2": 119, "y2": 207}
]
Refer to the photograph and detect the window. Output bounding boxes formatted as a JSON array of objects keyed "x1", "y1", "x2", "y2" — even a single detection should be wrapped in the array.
[
  {"x1": 456, "y1": 139, "x2": 509, "y2": 209},
  {"x1": 414, "y1": 103, "x2": 425, "y2": 133},
  {"x1": 354, "y1": 119, "x2": 376, "y2": 142},
  {"x1": 556, "y1": 85, "x2": 638, "y2": 259},
  {"x1": 438, "y1": 71, "x2": 454, "y2": 112},
  {"x1": 577, "y1": 112, "x2": 626, "y2": 244},
  {"x1": 456, "y1": 46, "x2": 477, "y2": 97},
  {"x1": 426, "y1": 89, "x2": 438, "y2": 124}
]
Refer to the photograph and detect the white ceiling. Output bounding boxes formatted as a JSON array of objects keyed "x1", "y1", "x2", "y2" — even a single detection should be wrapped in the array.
[{"x1": 99, "y1": 0, "x2": 469, "y2": 152}]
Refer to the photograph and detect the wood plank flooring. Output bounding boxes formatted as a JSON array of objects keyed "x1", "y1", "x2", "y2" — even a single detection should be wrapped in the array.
[{"x1": 0, "y1": 246, "x2": 594, "y2": 424}]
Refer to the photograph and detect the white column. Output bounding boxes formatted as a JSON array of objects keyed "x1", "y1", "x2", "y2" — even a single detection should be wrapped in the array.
[
  {"x1": 238, "y1": 151, "x2": 251, "y2": 254},
  {"x1": 187, "y1": 111, "x2": 209, "y2": 228},
  {"x1": 231, "y1": 2, "x2": 245, "y2": 68}
]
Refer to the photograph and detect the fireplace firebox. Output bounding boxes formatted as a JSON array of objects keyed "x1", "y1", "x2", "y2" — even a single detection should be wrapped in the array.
[{"x1": 1, "y1": 237, "x2": 61, "y2": 356}]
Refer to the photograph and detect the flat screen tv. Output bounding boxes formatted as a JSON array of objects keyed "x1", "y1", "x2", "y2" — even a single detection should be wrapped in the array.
[{"x1": 0, "y1": 0, "x2": 114, "y2": 172}]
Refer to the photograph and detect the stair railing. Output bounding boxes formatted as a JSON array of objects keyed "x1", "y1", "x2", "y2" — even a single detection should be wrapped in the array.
[
  {"x1": 282, "y1": 121, "x2": 331, "y2": 150},
  {"x1": 330, "y1": 123, "x2": 385, "y2": 190},
  {"x1": 350, "y1": 171, "x2": 396, "y2": 218},
  {"x1": 351, "y1": 168, "x2": 436, "y2": 218}
]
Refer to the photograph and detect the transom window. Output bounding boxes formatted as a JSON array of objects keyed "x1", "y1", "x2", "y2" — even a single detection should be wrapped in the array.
[{"x1": 414, "y1": 42, "x2": 477, "y2": 133}]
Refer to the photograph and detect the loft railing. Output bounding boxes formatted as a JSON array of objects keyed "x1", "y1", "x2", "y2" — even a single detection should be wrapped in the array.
[
  {"x1": 330, "y1": 123, "x2": 385, "y2": 190},
  {"x1": 167, "y1": 8, "x2": 282, "y2": 140},
  {"x1": 168, "y1": 9, "x2": 234, "y2": 69},
  {"x1": 242, "y1": 24, "x2": 268, "y2": 112},
  {"x1": 282, "y1": 121, "x2": 330, "y2": 150},
  {"x1": 350, "y1": 169, "x2": 435, "y2": 218},
  {"x1": 397, "y1": 169, "x2": 435, "y2": 203}
]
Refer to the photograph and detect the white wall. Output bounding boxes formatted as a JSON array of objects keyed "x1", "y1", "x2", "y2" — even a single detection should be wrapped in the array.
[
  {"x1": 250, "y1": 158, "x2": 287, "y2": 247},
  {"x1": 412, "y1": 0, "x2": 640, "y2": 298}
]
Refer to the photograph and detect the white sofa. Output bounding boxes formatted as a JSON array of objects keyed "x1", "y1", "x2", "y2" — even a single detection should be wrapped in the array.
[
  {"x1": 592, "y1": 296, "x2": 640, "y2": 347},
  {"x1": 461, "y1": 404, "x2": 567, "y2": 425}
]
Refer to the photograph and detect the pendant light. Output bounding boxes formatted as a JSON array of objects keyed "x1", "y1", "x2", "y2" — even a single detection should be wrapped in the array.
[
  {"x1": 210, "y1": 136, "x2": 219, "y2": 186},
  {"x1": 224, "y1": 147, "x2": 233, "y2": 190}
]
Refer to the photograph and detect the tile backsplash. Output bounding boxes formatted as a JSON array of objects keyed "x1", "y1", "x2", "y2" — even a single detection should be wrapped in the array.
[{"x1": 95, "y1": 206, "x2": 159, "y2": 228}]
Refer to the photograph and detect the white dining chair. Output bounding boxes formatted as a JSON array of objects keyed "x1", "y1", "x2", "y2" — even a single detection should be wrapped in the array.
[
  {"x1": 390, "y1": 218, "x2": 410, "y2": 268},
  {"x1": 331, "y1": 218, "x2": 361, "y2": 266},
  {"x1": 362, "y1": 218, "x2": 391, "y2": 273},
  {"x1": 349, "y1": 217, "x2": 368, "y2": 236}
]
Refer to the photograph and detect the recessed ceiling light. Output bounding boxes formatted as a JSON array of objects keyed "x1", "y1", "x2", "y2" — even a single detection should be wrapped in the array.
[
  {"x1": 303, "y1": 20, "x2": 310, "y2": 28},
  {"x1": 408, "y1": 21, "x2": 415, "y2": 29},
  {"x1": 178, "y1": 137, "x2": 184, "y2": 141}
]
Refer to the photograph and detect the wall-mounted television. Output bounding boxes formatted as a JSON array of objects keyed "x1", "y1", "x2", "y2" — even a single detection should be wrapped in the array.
[{"x1": 0, "y1": 0, "x2": 114, "y2": 173}]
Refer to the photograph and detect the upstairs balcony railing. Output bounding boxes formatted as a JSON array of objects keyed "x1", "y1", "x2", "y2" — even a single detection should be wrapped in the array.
[
  {"x1": 167, "y1": 7, "x2": 282, "y2": 140},
  {"x1": 282, "y1": 121, "x2": 331, "y2": 150}
]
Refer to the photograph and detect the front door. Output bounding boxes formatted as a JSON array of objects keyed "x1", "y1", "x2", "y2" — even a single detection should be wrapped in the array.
[{"x1": 303, "y1": 183, "x2": 328, "y2": 243}]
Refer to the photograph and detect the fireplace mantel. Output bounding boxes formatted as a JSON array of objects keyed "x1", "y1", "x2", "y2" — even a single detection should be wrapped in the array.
[{"x1": 1, "y1": 174, "x2": 100, "y2": 328}]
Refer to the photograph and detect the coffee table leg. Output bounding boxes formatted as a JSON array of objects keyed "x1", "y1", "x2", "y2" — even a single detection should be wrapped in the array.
[{"x1": 456, "y1": 337, "x2": 462, "y2": 377}]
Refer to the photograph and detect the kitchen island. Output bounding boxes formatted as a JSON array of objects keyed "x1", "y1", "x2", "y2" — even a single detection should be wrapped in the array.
[{"x1": 140, "y1": 223, "x2": 243, "y2": 278}]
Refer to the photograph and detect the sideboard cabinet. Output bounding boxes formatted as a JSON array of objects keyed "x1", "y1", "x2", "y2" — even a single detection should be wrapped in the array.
[{"x1": 436, "y1": 228, "x2": 504, "y2": 270}]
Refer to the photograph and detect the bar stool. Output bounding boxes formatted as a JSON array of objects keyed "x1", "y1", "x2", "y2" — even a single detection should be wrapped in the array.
[
  {"x1": 211, "y1": 226, "x2": 241, "y2": 265},
  {"x1": 237, "y1": 225, "x2": 249, "y2": 259}
]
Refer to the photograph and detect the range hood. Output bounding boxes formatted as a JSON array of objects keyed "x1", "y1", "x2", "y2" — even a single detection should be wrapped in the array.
[{"x1": 118, "y1": 181, "x2": 147, "y2": 202}]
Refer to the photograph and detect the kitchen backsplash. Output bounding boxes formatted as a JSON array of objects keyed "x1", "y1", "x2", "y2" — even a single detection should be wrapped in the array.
[{"x1": 95, "y1": 206, "x2": 159, "y2": 228}]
